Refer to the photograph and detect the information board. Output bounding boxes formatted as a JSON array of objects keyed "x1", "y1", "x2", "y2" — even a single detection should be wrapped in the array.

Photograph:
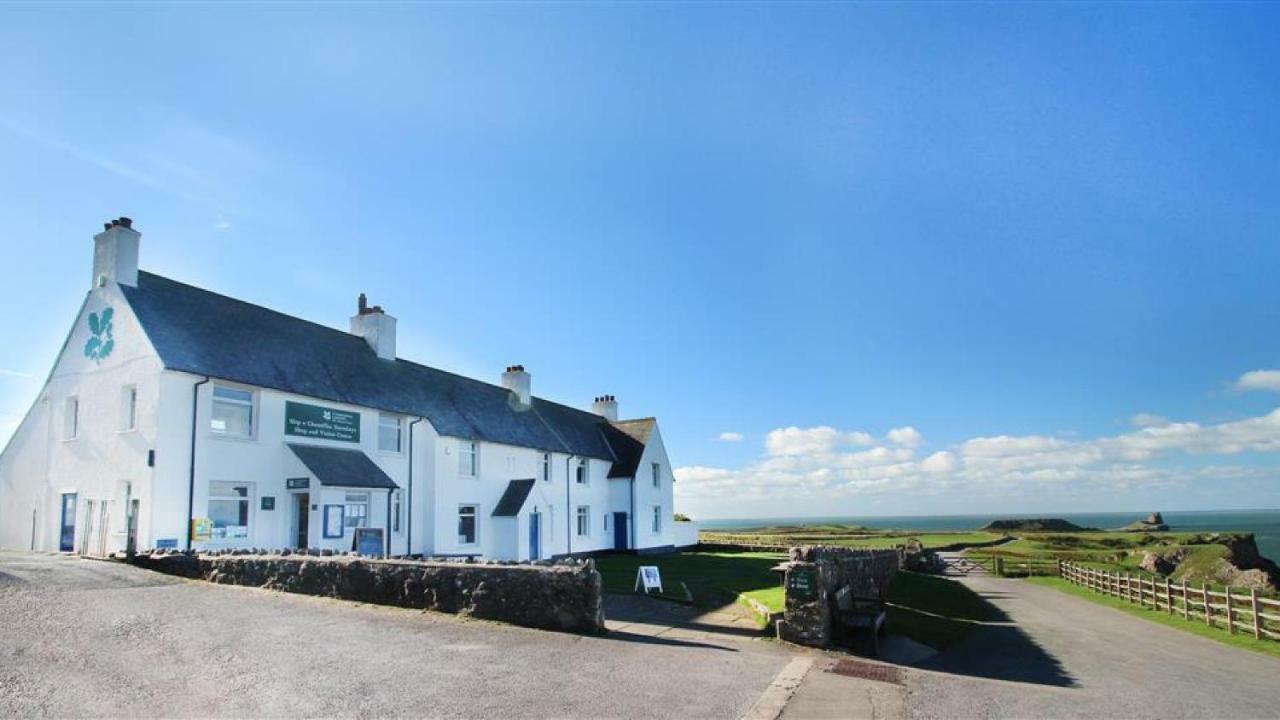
[
  {"x1": 786, "y1": 567, "x2": 817, "y2": 601},
  {"x1": 285, "y1": 401, "x2": 361, "y2": 442},
  {"x1": 634, "y1": 566, "x2": 663, "y2": 594},
  {"x1": 352, "y1": 527, "x2": 385, "y2": 557}
]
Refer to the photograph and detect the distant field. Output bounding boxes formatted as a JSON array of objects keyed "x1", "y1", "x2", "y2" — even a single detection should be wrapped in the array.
[{"x1": 700, "y1": 524, "x2": 1003, "y2": 550}]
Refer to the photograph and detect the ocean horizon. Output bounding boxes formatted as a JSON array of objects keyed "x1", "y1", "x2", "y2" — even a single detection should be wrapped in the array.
[{"x1": 696, "y1": 509, "x2": 1280, "y2": 562}]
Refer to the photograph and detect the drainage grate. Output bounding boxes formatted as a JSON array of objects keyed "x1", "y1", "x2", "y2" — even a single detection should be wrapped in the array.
[{"x1": 826, "y1": 659, "x2": 904, "y2": 685}]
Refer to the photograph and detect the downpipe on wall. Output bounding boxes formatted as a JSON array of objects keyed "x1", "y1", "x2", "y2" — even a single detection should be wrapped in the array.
[{"x1": 186, "y1": 376, "x2": 210, "y2": 551}]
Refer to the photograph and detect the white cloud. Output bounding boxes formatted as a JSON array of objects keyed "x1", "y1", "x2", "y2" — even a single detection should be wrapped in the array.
[
  {"x1": 921, "y1": 451, "x2": 956, "y2": 474},
  {"x1": 1237, "y1": 370, "x2": 1280, "y2": 393},
  {"x1": 715, "y1": 431, "x2": 744, "y2": 442},
  {"x1": 1130, "y1": 413, "x2": 1170, "y2": 428},
  {"x1": 0, "y1": 368, "x2": 35, "y2": 380},
  {"x1": 215, "y1": 220, "x2": 232, "y2": 231},
  {"x1": 886, "y1": 426, "x2": 923, "y2": 448},
  {"x1": 764, "y1": 426, "x2": 878, "y2": 456}
]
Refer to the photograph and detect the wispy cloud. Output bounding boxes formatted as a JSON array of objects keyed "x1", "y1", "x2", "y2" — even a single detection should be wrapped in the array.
[
  {"x1": 0, "y1": 368, "x2": 35, "y2": 380},
  {"x1": 716, "y1": 431, "x2": 744, "y2": 442}
]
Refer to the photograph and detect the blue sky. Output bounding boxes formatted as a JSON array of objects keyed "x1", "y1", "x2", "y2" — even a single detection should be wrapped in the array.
[{"x1": 2, "y1": 3, "x2": 1279, "y2": 519}]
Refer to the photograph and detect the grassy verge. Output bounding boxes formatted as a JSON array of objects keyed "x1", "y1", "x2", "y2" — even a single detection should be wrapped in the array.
[
  {"x1": 593, "y1": 551, "x2": 787, "y2": 612},
  {"x1": 884, "y1": 571, "x2": 1003, "y2": 650},
  {"x1": 1027, "y1": 576, "x2": 1280, "y2": 659}
]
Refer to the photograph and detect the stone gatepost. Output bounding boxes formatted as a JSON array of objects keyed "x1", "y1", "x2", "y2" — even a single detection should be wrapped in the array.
[{"x1": 778, "y1": 559, "x2": 831, "y2": 646}]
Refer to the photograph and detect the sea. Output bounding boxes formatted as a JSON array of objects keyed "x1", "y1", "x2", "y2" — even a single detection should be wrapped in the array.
[{"x1": 697, "y1": 509, "x2": 1280, "y2": 562}]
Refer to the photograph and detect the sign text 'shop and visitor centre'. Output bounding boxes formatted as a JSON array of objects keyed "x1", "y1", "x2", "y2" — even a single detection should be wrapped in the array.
[{"x1": 0, "y1": 219, "x2": 690, "y2": 559}]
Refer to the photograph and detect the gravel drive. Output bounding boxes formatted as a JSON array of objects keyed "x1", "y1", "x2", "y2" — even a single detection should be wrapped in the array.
[
  {"x1": 0, "y1": 551, "x2": 794, "y2": 718},
  {"x1": 906, "y1": 573, "x2": 1280, "y2": 719}
]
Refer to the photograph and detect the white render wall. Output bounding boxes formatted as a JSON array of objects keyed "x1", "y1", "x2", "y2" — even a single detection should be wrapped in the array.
[{"x1": 0, "y1": 283, "x2": 163, "y2": 554}]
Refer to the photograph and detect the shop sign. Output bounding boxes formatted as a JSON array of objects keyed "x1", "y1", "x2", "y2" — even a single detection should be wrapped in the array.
[
  {"x1": 286, "y1": 477, "x2": 310, "y2": 490},
  {"x1": 285, "y1": 401, "x2": 360, "y2": 442}
]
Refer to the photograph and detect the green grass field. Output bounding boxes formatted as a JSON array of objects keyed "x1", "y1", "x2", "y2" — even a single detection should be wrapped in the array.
[
  {"x1": 885, "y1": 571, "x2": 1004, "y2": 650},
  {"x1": 593, "y1": 551, "x2": 787, "y2": 613},
  {"x1": 1028, "y1": 576, "x2": 1280, "y2": 659},
  {"x1": 700, "y1": 524, "x2": 1003, "y2": 550}
]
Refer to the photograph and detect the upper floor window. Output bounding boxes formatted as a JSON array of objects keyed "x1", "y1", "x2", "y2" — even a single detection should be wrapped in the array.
[
  {"x1": 378, "y1": 413, "x2": 402, "y2": 453},
  {"x1": 575, "y1": 457, "x2": 588, "y2": 485},
  {"x1": 211, "y1": 385, "x2": 254, "y2": 438},
  {"x1": 652, "y1": 462, "x2": 661, "y2": 488},
  {"x1": 120, "y1": 386, "x2": 137, "y2": 431},
  {"x1": 459, "y1": 440, "x2": 478, "y2": 476},
  {"x1": 63, "y1": 397, "x2": 79, "y2": 440},
  {"x1": 344, "y1": 492, "x2": 369, "y2": 529},
  {"x1": 541, "y1": 452, "x2": 551, "y2": 482},
  {"x1": 576, "y1": 506, "x2": 590, "y2": 537}
]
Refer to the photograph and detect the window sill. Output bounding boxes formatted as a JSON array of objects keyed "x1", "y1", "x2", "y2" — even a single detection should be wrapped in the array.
[
  {"x1": 118, "y1": 427, "x2": 139, "y2": 435},
  {"x1": 210, "y1": 433, "x2": 258, "y2": 444}
]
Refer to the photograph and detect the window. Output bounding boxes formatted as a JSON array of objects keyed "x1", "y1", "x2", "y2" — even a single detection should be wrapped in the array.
[
  {"x1": 652, "y1": 462, "x2": 661, "y2": 488},
  {"x1": 211, "y1": 385, "x2": 254, "y2": 437},
  {"x1": 459, "y1": 440, "x2": 478, "y2": 476},
  {"x1": 576, "y1": 506, "x2": 590, "y2": 537},
  {"x1": 575, "y1": 457, "x2": 588, "y2": 485},
  {"x1": 378, "y1": 413, "x2": 402, "y2": 453},
  {"x1": 120, "y1": 386, "x2": 137, "y2": 431},
  {"x1": 652, "y1": 505, "x2": 662, "y2": 534},
  {"x1": 209, "y1": 481, "x2": 251, "y2": 540},
  {"x1": 458, "y1": 505, "x2": 477, "y2": 544},
  {"x1": 604, "y1": 514, "x2": 610, "y2": 532},
  {"x1": 63, "y1": 397, "x2": 79, "y2": 440},
  {"x1": 392, "y1": 490, "x2": 402, "y2": 533},
  {"x1": 344, "y1": 493, "x2": 369, "y2": 529},
  {"x1": 541, "y1": 453, "x2": 551, "y2": 482}
]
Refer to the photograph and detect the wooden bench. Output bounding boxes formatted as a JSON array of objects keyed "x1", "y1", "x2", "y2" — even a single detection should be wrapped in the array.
[{"x1": 834, "y1": 584, "x2": 887, "y2": 655}]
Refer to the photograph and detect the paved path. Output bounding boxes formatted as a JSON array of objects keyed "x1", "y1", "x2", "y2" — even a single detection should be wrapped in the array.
[{"x1": 906, "y1": 573, "x2": 1280, "y2": 719}]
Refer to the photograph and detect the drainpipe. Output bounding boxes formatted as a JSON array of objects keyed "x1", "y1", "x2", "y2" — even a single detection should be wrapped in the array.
[
  {"x1": 407, "y1": 417, "x2": 422, "y2": 556},
  {"x1": 186, "y1": 376, "x2": 210, "y2": 551},
  {"x1": 565, "y1": 454, "x2": 575, "y2": 557},
  {"x1": 385, "y1": 491, "x2": 392, "y2": 556}
]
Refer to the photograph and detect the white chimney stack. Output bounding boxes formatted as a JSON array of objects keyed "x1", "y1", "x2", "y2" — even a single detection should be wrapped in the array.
[
  {"x1": 349, "y1": 293, "x2": 397, "y2": 361},
  {"x1": 592, "y1": 394, "x2": 619, "y2": 422},
  {"x1": 502, "y1": 365, "x2": 532, "y2": 408},
  {"x1": 92, "y1": 217, "x2": 140, "y2": 288}
]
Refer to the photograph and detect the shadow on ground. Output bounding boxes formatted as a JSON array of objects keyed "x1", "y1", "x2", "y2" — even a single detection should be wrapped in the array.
[{"x1": 887, "y1": 572, "x2": 1075, "y2": 688}]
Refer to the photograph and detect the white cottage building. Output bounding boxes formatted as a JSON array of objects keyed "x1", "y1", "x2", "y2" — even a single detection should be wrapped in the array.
[{"x1": 0, "y1": 219, "x2": 688, "y2": 560}]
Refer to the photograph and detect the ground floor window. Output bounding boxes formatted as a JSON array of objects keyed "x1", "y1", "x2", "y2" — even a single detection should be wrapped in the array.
[
  {"x1": 458, "y1": 505, "x2": 478, "y2": 544},
  {"x1": 576, "y1": 506, "x2": 590, "y2": 537},
  {"x1": 652, "y1": 505, "x2": 662, "y2": 534},
  {"x1": 209, "y1": 482, "x2": 251, "y2": 540},
  {"x1": 344, "y1": 493, "x2": 369, "y2": 529}
]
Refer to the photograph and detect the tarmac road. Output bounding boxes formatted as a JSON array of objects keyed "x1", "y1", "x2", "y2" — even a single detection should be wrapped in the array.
[
  {"x1": 907, "y1": 572, "x2": 1280, "y2": 719},
  {"x1": 0, "y1": 552, "x2": 796, "y2": 718}
]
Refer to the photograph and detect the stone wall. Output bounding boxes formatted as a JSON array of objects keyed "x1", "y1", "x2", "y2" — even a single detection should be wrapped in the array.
[
  {"x1": 777, "y1": 546, "x2": 901, "y2": 648},
  {"x1": 130, "y1": 550, "x2": 605, "y2": 634}
]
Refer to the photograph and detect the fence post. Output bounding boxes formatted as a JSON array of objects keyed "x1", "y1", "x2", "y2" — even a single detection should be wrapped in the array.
[
  {"x1": 1225, "y1": 586, "x2": 1235, "y2": 634},
  {"x1": 1203, "y1": 583, "x2": 1212, "y2": 627},
  {"x1": 1251, "y1": 588, "x2": 1261, "y2": 640},
  {"x1": 1165, "y1": 578, "x2": 1173, "y2": 615},
  {"x1": 1181, "y1": 582, "x2": 1189, "y2": 621}
]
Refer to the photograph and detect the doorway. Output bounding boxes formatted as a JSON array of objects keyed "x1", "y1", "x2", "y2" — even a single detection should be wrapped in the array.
[
  {"x1": 613, "y1": 512, "x2": 629, "y2": 550},
  {"x1": 294, "y1": 493, "x2": 310, "y2": 549},
  {"x1": 529, "y1": 511, "x2": 541, "y2": 560},
  {"x1": 59, "y1": 493, "x2": 77, "y2": 552}
]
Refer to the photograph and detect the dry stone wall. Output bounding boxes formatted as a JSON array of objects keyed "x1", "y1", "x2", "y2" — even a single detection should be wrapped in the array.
[
  {"x1": 131, "y1": 550, "x2": 605, "y2": 634},
  {"x1": 778, "y1": 546, "x2": 901, "y2": 648}
]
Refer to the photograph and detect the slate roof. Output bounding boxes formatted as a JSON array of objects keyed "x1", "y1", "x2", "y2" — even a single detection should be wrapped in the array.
[
  {"x1": 287, "y1": 443, "x2": 399, "y2": 490},
  {"x1": 121, "y1": 271, "x2": 620, "y2": 460},
  {"x1": 491, "y1": 479, "x2": 536, "y2": 517},
  {"x1": 603, "y1": 418, "x2": 656, "y2": 479}
]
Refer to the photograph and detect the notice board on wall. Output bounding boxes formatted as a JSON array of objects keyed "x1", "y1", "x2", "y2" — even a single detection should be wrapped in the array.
[{"x1": 352, "y1": 527, "x2": 384, "y2": 557}]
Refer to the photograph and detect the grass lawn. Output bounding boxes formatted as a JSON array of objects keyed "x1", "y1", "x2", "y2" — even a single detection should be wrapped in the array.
[
  {"x1": 885, "y1": 571, "x2": 1004, "y2": 650},
  {"x1": 701, "y1": 525, "x2": 1004, "y2": 550},
  {"x1": 1027, "y1": 576, "x2": 1280, "y2": 659},
  {"x1": 593, "y1": 551, "x2": 787, "y2": 614}
]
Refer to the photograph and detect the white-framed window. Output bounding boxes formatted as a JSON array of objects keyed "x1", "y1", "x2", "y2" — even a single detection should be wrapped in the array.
[
  {"x1": 344, "y1": 493, "x2": 370, "y2": 529},
  {"x1": 541, "y1": 452, "x2": 551, "y2": 482},
  {"x1": 63, "y1": 397, "x2": 79, "y2": 440},
  {"x1": 652, "y1": 462, "x2": 661, "y2": 488},
  {"x1": 378, "y1": 413, "x2": 402, "y2": 453},
  {"x1": 120, "y1": 386, "x2": 137, "y2": 431},
  {"x1": 459, "y1": 440, "x2": 478, "y2": 476},
  {"x1": 576, "y1": 506, "x2": 590, "y2": 537},
  {"x1": 458, "y1": 504, "x2": 478, "y2": 544},
  {"x1": 575, "y1": 457, "x2": 588, "y2": 485},
  {"x1": 392, "y1": 490, "x2": 402, "y2": 533},
  {"x1": 652, "y1": 505, "x2": 662, "y2": 534},
  {"x1": 209, "y1": 481, "x2": 251, "y2": 540},
  {"x1": 211, "y1": 385, "x2": 255, "y2": 438}
]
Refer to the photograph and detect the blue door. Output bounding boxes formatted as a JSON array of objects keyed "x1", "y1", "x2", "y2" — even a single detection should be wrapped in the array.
[
  {"x1": 613, "y1": 512, "x2": 628, "y2": 550},
  {"x1": 529, "y1": 512, "x2": 541, "y2": 560},
  {"x1": 59, "y1": 493, "x2": 77, "y2": 552}
]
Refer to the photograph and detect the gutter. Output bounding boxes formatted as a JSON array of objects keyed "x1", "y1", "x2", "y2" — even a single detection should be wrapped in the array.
[
  {"x1": 407, "y1": 417, "x2": 423, "y2": 556},
  {"x1": 186, "y1": 376, "x2": 210, "y2": 551}
]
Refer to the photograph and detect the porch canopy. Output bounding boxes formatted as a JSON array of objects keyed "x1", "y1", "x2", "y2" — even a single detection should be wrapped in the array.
[{"x1": 286, "y1": 443, "x2": 399, "y2": 489}]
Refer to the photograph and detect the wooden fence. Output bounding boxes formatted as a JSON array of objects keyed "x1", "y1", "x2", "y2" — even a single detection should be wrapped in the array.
[{"x1": 1059, "y1": 561, "x2": 1280, "y2": 642}]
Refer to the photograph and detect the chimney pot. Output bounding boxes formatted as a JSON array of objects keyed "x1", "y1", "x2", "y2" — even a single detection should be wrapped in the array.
[
  {"x1": 501, "y1": 365, "x2": 532, "y2": 408},
  {"x1": 349, "y1": 295, "x2": 396, "y2": 360},
  {"x1": 592, "y1": 394, "x2": 619, "y2": 422},
  {"x1": 92, "y1": 217, "x2": 141, "y2": 288}
]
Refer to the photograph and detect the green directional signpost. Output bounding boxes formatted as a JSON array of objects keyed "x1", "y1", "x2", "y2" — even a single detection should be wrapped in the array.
[{"x1": 284, "y1": 401, "x2": 361, "y2": 442}]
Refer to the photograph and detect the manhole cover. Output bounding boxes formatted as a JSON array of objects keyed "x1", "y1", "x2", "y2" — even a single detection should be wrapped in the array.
[{"x1": 826, "y1": 659, "x2": 903, "y2": 685}]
